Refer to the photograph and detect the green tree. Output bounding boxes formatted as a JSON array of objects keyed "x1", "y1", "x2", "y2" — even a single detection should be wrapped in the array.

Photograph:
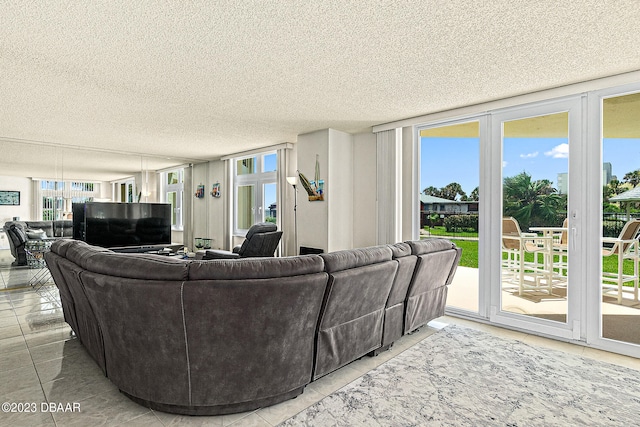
[
  {"x1": 469, "y1": 187, "x2": 479, "y2": 201},
  {"x1": 422, "y1": 186, "x2": 440, "y2": 196},
  {"x1": 603, "y1": 179, "x2": 625, "y2": 203},
  {"x1": 503, "y1": 172, "x2": 564, "y2": 231},
  {"x1": 440, "y1": 182, "x2": 466, "y2": 201},
  {"x1": 609, "y1": 178, "x2": 623, "y2": 195},
  {"x1": 623, "y1": 170, "x2": 640, "y2": 188}
]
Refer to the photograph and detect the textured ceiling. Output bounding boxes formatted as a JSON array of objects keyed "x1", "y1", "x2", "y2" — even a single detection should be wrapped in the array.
[{"x1": 1, "y1": 1, "x2": 640, "y2": 181}]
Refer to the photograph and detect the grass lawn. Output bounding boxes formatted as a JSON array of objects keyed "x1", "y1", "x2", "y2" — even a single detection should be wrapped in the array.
[
  {"x1": 426, "y1": 226, "x2": 477, "y2": 238},
  {"x1": 449, "y1": 238, "x2": 636, "y2": 276}
]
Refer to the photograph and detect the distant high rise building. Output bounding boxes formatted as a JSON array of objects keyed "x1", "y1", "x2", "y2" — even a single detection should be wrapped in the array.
[
  {"x1": 557, "y1": 173, "x2": 568, "y2": 195},
  {"x1": 557, "y1": 163, "x2": 613, "y2": 195},
  {"x1": 603, "y1": 162, "x2": 612, "y2": 185}
]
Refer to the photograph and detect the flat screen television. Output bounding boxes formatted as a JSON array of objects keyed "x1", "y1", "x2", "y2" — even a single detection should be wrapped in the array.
[{"x1": 73, "y1": 202, "x2": 171, "y2": 248}]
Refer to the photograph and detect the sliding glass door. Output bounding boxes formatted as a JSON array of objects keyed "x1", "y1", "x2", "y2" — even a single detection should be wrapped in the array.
[
  {"x1": 415, "y1": 85, "x2": 640, "y2": 357},
  {"x1": 490, "y1": 98, "x2": 583, "y2": 340},
  {"x1": 588, "y1": 87, "x2": 640, "y2": 355},
  {"x1": 418, "y1": 119, "x2": 483, "y2": 315}
]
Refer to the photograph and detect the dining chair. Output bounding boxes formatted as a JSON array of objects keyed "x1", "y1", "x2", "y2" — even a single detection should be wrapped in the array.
[
  {"x1": 602, "y1": 219, "x2": 640, "y2": 304},
  {"x1": 501, "y1": 217, "x2": 553, "y2": 295}
]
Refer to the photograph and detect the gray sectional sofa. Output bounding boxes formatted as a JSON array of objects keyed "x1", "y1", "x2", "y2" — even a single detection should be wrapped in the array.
[
  {"x1": 3, "y1": 220, "x2": 73, "y2": 265},
  {"x1": 44, "y1": 238, "x2": 461, "y2": 416}
]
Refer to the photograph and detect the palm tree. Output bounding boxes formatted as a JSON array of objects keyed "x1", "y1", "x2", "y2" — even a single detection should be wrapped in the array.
[
  {"x1": 623, "y1": 170, "x2": 640, "y2": 188},
  {"x1": 469, "y1": 187, "x2": 479, "y2": 201},
  {"x1": 422, "y1": 186, "x2": 440, "y2": 196},
  {"x1": 503, "y1": 172, "x2": 563, "y2": 231},
  {"x1": 441, "y1": 182, "x2": 466, "y2": 201}
]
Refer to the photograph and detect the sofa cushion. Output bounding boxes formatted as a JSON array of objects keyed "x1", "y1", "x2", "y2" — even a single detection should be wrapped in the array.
[
  {"x1": 319, "y1": 245, "x2": 392, "y2": 273},
  {"x1": 50, "y1": 239, "x2": 77, "y2": 257},
  {"x1": 407, "y1": 238, "x2": 455, "y2": 255},
  {"x1": 53, "y1": 220, "x2": 73, "y2": 238},
  {"x1": 25, "y1": 221, "x2": 54, "y2": 237},
  {"x1": 26, "y1": 228, "x2": 47, "y2": 239},
  {"x1": 189, "y1": 255, "x2": 324, "y2": 280},
  {"x1": 84, "y1": 252, "x2": 189, "y2": 281},
  {"x1": 388, "y1": 242, "x2": 412, "y2": 258}
]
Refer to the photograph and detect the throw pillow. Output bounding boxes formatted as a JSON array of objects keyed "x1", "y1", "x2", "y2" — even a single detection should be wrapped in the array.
[{"x1": 26, "y1": 228, "x2": 48, "y2": 240}]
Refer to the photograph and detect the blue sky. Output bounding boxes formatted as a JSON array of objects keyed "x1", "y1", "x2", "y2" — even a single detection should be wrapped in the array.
[
  {"x1": 421, "y1": 137, "x2": 640, "y2": 196},
  {"x1": 263, "y1": 153, "x2": 277, "y2": 211}
]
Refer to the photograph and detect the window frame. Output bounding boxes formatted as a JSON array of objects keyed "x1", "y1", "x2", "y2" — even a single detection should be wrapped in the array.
[
  {"x1": 233, "y1": 151, "x2": 277, "y2": 236},
  {"x1": 160, "y1": 168, "x2": 184, "y2": 231}
]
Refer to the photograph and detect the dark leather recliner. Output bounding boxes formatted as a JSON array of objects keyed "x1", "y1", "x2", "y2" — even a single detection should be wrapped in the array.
[
  {"x1": 4, "y1": 222, "x2": 29, "y2": 265},
  {"x1": 203, "y1": 222, "x2": 282, "y2": 260}
]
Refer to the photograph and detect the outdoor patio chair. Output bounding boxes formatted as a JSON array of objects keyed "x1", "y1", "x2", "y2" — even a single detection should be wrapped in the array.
[
  {"x1": 501, "y1": 217, "x2": 554, "y2": 295},
  {"x1": 602, "y1": 219, "x2": 640, "y2": 304},
  {"x1": 551, "y1": 218, "x2": 569, "y2": 278}
]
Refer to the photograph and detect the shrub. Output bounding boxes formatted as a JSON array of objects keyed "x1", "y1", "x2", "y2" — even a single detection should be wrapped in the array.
[
  {"x1": 603, "y1": 219, "x2": 625, "y2": 237},
  {"x1": 444, "y1": 214, "x2": 479, "y2": 232}
]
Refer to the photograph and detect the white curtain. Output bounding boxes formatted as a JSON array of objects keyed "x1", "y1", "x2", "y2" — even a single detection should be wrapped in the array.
[
  {"x1": 376, "y1": 128, "x2": 403, "y2": 244},
  {"x1": 182, "y1": 165, "x2": 193, "y2": 249}
]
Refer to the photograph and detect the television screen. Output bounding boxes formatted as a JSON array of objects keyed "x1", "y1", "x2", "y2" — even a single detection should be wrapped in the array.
[{"x1": 73, "y1": 202, "x2": 171, "y2": 248}]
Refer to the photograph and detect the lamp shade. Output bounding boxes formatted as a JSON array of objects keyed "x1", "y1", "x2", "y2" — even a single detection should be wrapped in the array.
[{"x1": 286, "y1": 176, "x2": 297, "y2": 186}]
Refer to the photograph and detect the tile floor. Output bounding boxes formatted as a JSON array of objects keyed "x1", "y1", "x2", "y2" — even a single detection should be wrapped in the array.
[{"x1": 2, "y1": 248, "x2": 639, "y2": 426}]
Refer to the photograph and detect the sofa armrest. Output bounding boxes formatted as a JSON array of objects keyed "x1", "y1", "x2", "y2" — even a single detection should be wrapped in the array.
[{"x1": 203, "y1": 249, "x2": 240, "y2": 260}]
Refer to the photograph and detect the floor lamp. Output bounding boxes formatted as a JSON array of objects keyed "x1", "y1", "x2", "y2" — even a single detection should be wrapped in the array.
[{"x1": 286, "y1": 176, "x2": 298, "y2": 255}]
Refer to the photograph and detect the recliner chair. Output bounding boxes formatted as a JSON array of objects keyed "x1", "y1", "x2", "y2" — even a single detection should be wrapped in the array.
[{"x1": 203, "y1": 222, "x2": 282, "y2": 259}]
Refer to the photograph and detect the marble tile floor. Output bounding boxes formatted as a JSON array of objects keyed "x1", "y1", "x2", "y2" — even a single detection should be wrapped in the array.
[{"x1": 1, "y1": 262, "x2": 640, "y2": 425}]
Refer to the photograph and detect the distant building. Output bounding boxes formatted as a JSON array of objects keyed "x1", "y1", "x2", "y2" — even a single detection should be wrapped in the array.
[
  {"x1": 420, "y1": 194, "x2": 478, "y2": 227},
  {"x1": 557, "y1": 173, "x2": 567, "y2": 195},
  {"x1": 557, "y1": 162, "x2": 613, "y2": 194},
  {"x1": 268, "y1": 203, "x2": 277, "y2": 218},
  {"x1": 603, "y1": 162, "x2": 612, "y2": 186}
]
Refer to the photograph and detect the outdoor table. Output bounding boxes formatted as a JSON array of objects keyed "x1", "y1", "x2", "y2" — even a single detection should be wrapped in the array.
[{"x1": 530, "y1": 226, "x2": 568, "y2": 286}]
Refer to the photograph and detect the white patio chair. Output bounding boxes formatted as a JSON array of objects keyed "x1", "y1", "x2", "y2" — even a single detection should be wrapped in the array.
[
  {"x1": 602, "y1": 219, "x2": 640, "y2": 304},
  {"x1": 501, "y1": 217, "x2": 554, "y2": 295},
  {"x1": 551, "y1": 218, "x2": 569, "y2": 279}
]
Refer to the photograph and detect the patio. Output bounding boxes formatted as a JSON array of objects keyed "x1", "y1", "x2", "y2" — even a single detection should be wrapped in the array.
[{"x1": 447, "y1": 266, "x2": 640, "y2": 345}]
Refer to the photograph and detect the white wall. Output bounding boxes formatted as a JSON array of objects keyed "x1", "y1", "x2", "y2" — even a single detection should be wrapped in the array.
[
  {"x1": 297, "y1": 129, "x2": 329, "y2": 252},
  {"x1": 297, "y1": 128, "x2": 355, "y2": 253},
  {"x1": 0, "y1": 176, "x2": 32, "y2": 222},
  {"x1": 327, "y1": 129, "x2": 353, "y2": 250},
  {"x1": 190, "y1": 161, "x2": 227, "y2": 251}
]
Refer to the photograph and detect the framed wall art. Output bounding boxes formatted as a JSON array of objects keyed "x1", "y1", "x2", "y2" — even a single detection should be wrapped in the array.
[{"x1": 0, "y1": 191, "x2": 20, "y2": 206}]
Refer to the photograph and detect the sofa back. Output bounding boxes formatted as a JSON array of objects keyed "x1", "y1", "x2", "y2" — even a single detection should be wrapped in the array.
[
  {"x1": 381, "y1": 242, "x2": 418, "y2": 348},
  {"x1": 405, "y1": 239, "x2": 462, "y2": 334},
  {"x1": 46, "y1": 239, "x2": 328, "y2": 413},
  {"x1": 45, "y1": 237, "x2": 461, "y2": 415},
  {"x1": 314, "y1": 245, "x2": 398, "y2": 379}
]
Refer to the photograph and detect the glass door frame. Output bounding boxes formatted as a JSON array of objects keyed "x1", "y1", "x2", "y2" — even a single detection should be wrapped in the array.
[
  {"x1": 488, "y1": 96, "x2": 584, "y2": 341},
  {"x1": 586, "y1": 83, "x2": 640, "y2": 358},
  {"x1": 415, "y1": 115, "x2": 491, "y2": 319}
]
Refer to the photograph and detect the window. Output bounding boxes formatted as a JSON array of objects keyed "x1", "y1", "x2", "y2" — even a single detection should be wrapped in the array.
[
  {"x1": 38, "y1": 180, "x2": 99, "y2": 220},
  {"x1": 233, "y1": 152, "x2": 277, "y2": 235},
  {"x1": 161, "y1": 169, "x2": 184, "y2": 230},
  {"x1": 112, "y1": 178, "x2": 135, "y2": 202}
]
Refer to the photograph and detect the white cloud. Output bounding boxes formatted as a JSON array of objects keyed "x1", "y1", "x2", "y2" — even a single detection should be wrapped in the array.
[
  {"x1": 503, "y1": 161, "x2": 508, "y2": 168},
  {"x1": 520, "y1": 151, "x2": 539, "y2": 159},
  {"x1": 544, "y1": 143, "x2": 569, "y2": 158}
]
